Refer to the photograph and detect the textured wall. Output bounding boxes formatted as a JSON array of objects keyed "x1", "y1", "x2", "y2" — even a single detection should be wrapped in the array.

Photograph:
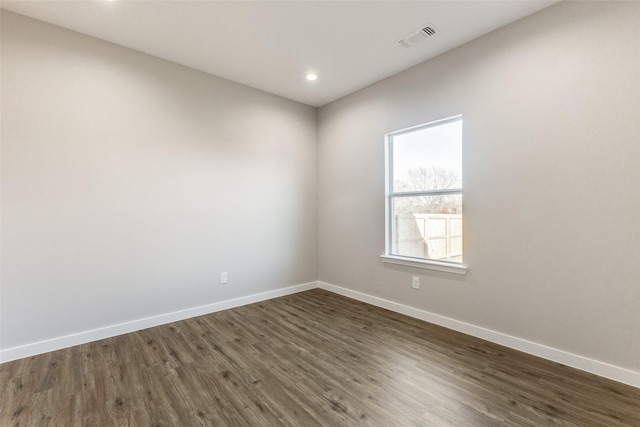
[
  {"x1": 317, "y1": 1, "x2": 640, "y2": 371},
  {"x1": 1, "y1": 11, "x2": 317, "y2": 349}
]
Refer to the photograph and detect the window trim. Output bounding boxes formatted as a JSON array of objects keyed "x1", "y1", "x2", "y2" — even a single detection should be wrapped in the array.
[
  {"x1": 380, "y1": 254, "x2": 468, "y2": 275},
  {"x1": 383, "y1": 115, "x2": 467, "y2": 275}
]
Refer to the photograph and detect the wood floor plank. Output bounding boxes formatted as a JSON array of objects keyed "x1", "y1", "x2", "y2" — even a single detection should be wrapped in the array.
[{"x1": 1, "y1": 289, "x2": 638, "y2": 426}]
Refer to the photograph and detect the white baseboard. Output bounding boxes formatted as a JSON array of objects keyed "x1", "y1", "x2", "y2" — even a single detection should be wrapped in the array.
[
  {"x1": 4, "y1": 279, "x2": 638, "y2": 389},
  {"x1": 0, "y1": 281, "x2": 318, "y2": 363},
  {"x1": 318, "y1": 281, "x2": 640, "y2": 389}
]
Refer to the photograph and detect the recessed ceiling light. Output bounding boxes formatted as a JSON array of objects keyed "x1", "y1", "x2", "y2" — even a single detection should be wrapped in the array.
[{"x1": 306, "y1": 74, "x2": 318, "y2": 81}]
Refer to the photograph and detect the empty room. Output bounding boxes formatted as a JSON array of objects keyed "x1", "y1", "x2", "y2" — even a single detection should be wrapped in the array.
[{"x1": 1, "y1": 0, "x2": 639, "y2": 425}]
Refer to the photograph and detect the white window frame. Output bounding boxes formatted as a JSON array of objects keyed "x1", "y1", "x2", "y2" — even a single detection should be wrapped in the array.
[{"x1": 380, "y1": 115, "x2": 467, "y2": 275}]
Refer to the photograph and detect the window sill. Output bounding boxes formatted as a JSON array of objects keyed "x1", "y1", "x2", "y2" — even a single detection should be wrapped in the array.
[{"x1": 380, "y1": 255, "x2": 468, "y2": 275}]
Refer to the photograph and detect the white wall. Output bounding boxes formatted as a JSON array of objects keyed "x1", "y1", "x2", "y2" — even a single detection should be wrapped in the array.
[
  {"x1": 1, "y1": 11, "x2": 317, "y2": 351},
  {"x1": 3, "y1": 2, "x2": 639, "y2": 381},
  {"x1": 317, "y1": 1, "x2": 640, "y2": 372}
]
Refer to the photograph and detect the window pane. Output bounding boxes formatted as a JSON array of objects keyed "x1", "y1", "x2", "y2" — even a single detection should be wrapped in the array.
[
  {"x1": 392, "y1": 119, "x2": 462, "y2": 192},
  {"x1": 392, "y1": 195, "x2": 463, "y2": 262}
]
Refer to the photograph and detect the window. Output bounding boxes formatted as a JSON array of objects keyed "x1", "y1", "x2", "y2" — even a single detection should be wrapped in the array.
[{"x1": 382, "y1": 116, "x2": 466, "y2": 274}]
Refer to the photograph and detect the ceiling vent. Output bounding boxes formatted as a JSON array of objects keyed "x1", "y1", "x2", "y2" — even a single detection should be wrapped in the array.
[{"x1": 397, "y1": 25, "x2": 439, "y2": 48}]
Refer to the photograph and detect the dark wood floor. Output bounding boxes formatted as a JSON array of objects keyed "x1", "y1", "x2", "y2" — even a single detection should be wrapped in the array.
[{"x1": 1, "y1": 289, "x2": 639, "y2": 426}]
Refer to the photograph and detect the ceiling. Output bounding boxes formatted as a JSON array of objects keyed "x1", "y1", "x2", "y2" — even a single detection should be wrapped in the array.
[{"x1": 0, "y1": 0, "x2": 559, "y2": 107}]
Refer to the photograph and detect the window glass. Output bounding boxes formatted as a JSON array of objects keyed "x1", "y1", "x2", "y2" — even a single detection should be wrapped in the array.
[
  {"x1": 387, "y1": 117, "x2": 463, "y2": 263},
  {"x1": 392, "y1": 120, "x2": 462, "y2": 192}
]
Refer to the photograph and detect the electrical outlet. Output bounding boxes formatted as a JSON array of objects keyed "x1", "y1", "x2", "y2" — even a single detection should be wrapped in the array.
[
  {"x1": 220, "y1": 272, "x2": 228, "y2": 284},
  {"x1": 412, "y1": 276, "x2": 420, "y2": 289}
]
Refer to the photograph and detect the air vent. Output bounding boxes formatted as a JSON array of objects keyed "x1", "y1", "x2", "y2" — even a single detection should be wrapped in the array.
[
  {"x1": 422, "y1": 26, "x2": 436, "y2": 36},
  {"x1": 397, "y1": 24, "x2": 439, "y2": 48}
]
